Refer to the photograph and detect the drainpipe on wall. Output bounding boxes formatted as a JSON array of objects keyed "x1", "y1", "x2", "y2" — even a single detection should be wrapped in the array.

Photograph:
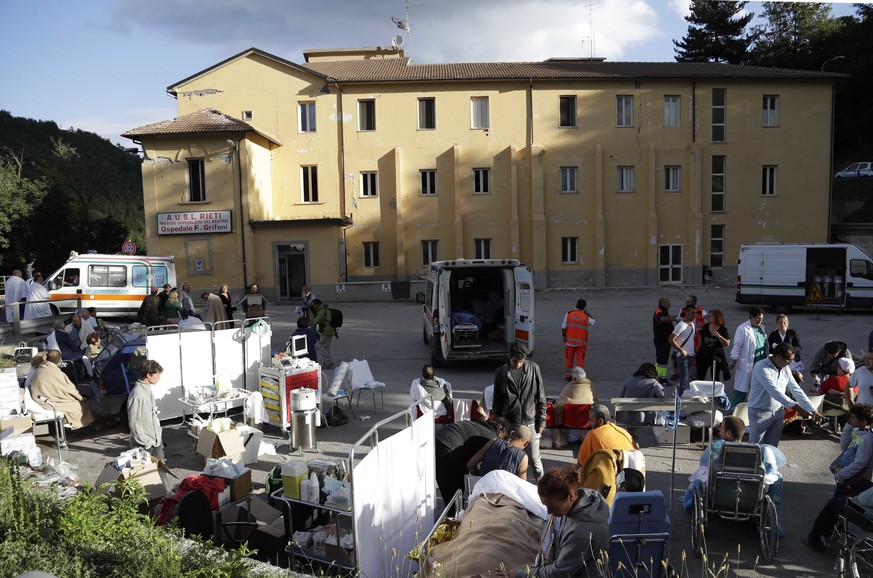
[
  {"x1": 332, "y1": 79, "x2": 350, "y2": 282},
  {"x1": 827, "y1": 82, "x2": 836, "y2": 242},
  {"x1": 236, "y1": 136, "x2": 248, "y2": 288}
]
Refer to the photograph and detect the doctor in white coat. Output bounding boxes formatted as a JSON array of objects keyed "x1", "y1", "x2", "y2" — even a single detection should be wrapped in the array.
[{"x1": 729, "y1": 307, "x2": 767, "y2": 406}]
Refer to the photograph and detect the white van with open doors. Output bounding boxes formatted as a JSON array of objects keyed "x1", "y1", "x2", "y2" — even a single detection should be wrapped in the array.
[
  {"x1": 44, "y1": 253, "x2": 177, "y2": 317},
  {"x1": 423, "y1": 259, "x2": 534, "y2": 366},
  {"x1": 736, "y1": 243, "x2": 873, "y2": 310}
]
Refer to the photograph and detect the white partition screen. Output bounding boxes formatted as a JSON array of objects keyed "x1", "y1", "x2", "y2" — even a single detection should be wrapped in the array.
[
  {"x1": 353, "y1": 407, "x2": 436, "y2": 578},
  {"x1": 213, "y1": 326, "x2": 245, "y2": 390},
  {"x1": 180, "y1": 330, "x2": 214, "y2": 394},
  {"x1": 243, "y1": 319, "x2": 272, "y2": 391},
  {"x1": 145, "y1": 332, "x2": 186, "y2": 420}
]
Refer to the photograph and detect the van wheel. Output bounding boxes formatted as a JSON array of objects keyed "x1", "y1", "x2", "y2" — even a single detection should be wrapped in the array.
[
  {"x1": 50, "y1": 304, "x2": 59, "y2": 316},
  {"x1": 431, "y1": 341, "x2": 446, "y2": 368}
]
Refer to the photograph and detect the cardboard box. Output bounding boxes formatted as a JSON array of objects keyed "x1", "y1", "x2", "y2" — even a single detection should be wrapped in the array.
[
  {"x1": 197, "y1": 428, "x2": 246, "y2": 461},
  {"x1": 95, "y1": 456, "x2": 174, "y2": 502},
  {"x1": 206, "y1": 468, "x2": 252, "y2": 502},
  {"x1": 214, "y1": 493, "x2": 284, "y2": 549},
  {"x1": 1, "y1": 415, "x2": 32, "y2": 437}
]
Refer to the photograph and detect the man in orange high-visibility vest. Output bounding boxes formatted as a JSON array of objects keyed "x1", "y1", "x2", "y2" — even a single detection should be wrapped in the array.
[{"x1": 562, "y1": 299, "x2": 595, "y2": 379}]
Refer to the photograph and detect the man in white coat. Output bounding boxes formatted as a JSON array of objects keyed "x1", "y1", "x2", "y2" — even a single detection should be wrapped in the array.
[
  {"x1": 23, "y1": 273, "x2": 51, "y2": 320},
  {"x1": 728, "y1": 307, "x2": 767, "y2": 406},
  {"x1": 4, "y1": 270, "x2": 28, "y2": 322}
]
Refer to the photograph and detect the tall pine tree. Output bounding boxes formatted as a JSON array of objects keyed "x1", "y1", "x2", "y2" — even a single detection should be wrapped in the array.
[{"x1": 674, "y1": 0, "x2": 753, "y2": 64}]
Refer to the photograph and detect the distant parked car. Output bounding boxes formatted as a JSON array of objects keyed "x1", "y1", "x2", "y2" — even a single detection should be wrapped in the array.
[{"x1": 834, "y1": 162, "x2": 873, "y2": 178}]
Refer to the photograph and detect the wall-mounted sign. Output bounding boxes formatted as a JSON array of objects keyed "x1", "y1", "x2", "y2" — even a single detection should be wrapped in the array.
[{"x1": 157, "y1": 211, "x2": 233, "y2": 235}]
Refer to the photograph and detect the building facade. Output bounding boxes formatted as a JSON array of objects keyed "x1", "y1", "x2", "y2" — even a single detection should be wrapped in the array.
[{"x1": 124, "y1": 47, "x2": 834, "y2": 301}]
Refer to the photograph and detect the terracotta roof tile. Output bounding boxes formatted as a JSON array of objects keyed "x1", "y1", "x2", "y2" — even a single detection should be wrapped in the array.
[
  {"x1": 301, "y1": 58, "x2": 834, "y2": 82},
  {"x1": 122, "y1": 109, "x2": 255, "y2": 138}
]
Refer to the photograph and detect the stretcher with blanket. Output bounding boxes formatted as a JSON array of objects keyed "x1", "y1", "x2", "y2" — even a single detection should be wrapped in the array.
[{"x1": 415, "y1": 471, "x2": 547, "y2": 577}]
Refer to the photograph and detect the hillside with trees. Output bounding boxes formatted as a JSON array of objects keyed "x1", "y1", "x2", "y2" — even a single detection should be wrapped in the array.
[{"x1": 0, "y1": 110, "x2": 145, "y2": 275}]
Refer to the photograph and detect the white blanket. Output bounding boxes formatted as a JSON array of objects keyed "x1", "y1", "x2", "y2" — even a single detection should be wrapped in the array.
[{"x1": 469, "y1": 470, "x2": 548, "y2": 520}]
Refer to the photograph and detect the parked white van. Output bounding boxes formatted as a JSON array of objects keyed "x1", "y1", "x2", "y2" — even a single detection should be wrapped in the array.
[
  {"x1": 422, "y1": 259, "x2": 534, "y2": 366},
  {"x1": 736, "y1": 243, "x2": 873, "y2": 310},
  {"x1": 44, "y1": 253, "x2": 177, "y2": 317}
]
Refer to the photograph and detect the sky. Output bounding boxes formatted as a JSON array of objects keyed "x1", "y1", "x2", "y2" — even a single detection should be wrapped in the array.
[{"x1": 0, "y1": 0, "x2": 859, "y2": 145}]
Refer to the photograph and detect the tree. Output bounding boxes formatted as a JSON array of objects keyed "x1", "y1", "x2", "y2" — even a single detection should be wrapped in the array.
[
  {"x1": 750, "y1": 2, "x2": 838, "y2": 69},
  {"x1": 0, "y1": 148, "x2": 48, "y2": 252},
  {"x1": 674, "y1": 0, "x2": 754, "y2": 64}
]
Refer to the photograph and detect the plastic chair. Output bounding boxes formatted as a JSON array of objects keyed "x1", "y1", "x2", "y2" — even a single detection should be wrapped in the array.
[
  {"x1": 732, "y1": 402, "x2": 750, "y2": 428},
  {"x1": 822, "y1": 394, "x2": 849, "y2": 434}
]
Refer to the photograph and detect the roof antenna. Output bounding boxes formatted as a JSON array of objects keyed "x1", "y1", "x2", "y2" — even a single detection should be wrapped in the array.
[{"x1": 581, "y1": 2, "x2": 599, "y2": 58}]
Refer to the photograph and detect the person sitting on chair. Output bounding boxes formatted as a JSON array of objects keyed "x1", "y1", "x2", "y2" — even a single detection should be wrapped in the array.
[
  {"x1": 467, "y1": 424, "x2": 531, "y2": 480},
  {"x1": 410, "y1": 364, "x2": 453, "y2": 419},
  {"x1": 682, "y1": 416, "x2": 745, "y2": 511},
  {"x1": 830, "y1": 403, "x2": 873, "y2": 498},
  {"x1": 575, "y1": 405, "x2": 637, "y2": 471}
]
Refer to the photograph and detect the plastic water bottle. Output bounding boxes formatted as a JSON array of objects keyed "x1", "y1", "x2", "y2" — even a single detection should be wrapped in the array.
[
  {"x1": 300, "y1": 476, "x2": 312, "y2": 503},
  {"x1": 309, "y1": 472, "x2": 320, "y2": 504}
]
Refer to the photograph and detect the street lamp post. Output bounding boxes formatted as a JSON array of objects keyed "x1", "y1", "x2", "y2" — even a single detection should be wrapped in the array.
[{"x1": 821, "y1": 55, "x2": 845, "y2": 72}]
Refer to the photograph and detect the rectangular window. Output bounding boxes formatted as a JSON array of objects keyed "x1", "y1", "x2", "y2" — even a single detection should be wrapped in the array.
[
  {"x1": 561, "y1": 237, "x2": 579, "y2": 264},
  {"x1": 418, "y1": 98, "x2": 436, "y2": 130},
  {"x1": 473, "y1": 168, "x2": 490, "y2": 194},
  {"x1": 659, "y1": 244, "x2": 683, "y2": 284},
  {"x1": 762, "y1": 165, "x2": 778, "y2": 196},
  {"x1": 363, "y1": 242, "x2": 380, "y2": 268},
  {"x1": 711, "y1": 225, "x2": 725, "y2": 268},
  {"x1": 664, "y1": 165, "x2": 681, "y2": 192},
  {"x1": 664, "y1": 95, "x2": 680, "y2": 127},
  {"x1": 358, "y1": 99, "x2": 376, "y2": 131},
  {"x1": 616, "y1": 95, "x2": 633, "y2": 127},
  {"x1": 420, "y1": 170, "x2": 436, "y2": 196},
  {"x1": 132, "y1": 265, "x2": 168, "y2": 288},
  {"x1": 471, "y1": 97, "x2": 489, "y2": 129},
  {"x1": 88, "y1": 265, "x2": 127, "y2": 288},
  {"x1": 560, "y1": 167, "x2": 578, "y2": 193},
  {"x1": 475, "y1": 238, "x2": 492, "y2": 260},
  {"x1": 301, "y1": 165, "x2": 319, "y2": 203},
  {"x1": 763, "y1": 95, "x2": 778, "y2": 127},
  {"x1": 360, "y1": 171, "x2": 377, "y2": 198},
  {"x1": 559, "y1": 96, "x2": 577, "y2": 127},
  {"x1": 299, "y1": 101, "x2": 316, "y2": 133},
  {"x1": 712, "y1": 88, "x2": 726, "y2": 142},
  {"x1": 421, "y1": 240, "x2": 438, "y2": 266},
  {"x1": 711, "y1": 155, "x2": 725, "y2": 212},
  {"x1": 187, "y1": 159, "x2": 206, "y2": 202},
  {"x1": 617, "y1": 166, "x2": 634, "y2": 192}
]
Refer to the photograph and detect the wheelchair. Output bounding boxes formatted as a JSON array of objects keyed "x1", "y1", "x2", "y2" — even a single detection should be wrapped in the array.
[
  {"x1": 690, "y1": 441, "x2": 779, "y2": 563},
  {"x1": 833, "y1": 498, "x2": 873, "y2": 577}
]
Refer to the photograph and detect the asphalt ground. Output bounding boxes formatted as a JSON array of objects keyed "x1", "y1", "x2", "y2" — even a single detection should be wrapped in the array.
[{"x1": 31, "y1": 285, "x2": 873, "y2": 577}]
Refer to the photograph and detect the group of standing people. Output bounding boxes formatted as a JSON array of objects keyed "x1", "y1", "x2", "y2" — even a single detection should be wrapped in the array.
[
  {"x1": 137, "y1": 282, "x2": 271, "y2": 327},
  {"x1": 4, "y1": 267, "x2": 56, "y2": 321}
]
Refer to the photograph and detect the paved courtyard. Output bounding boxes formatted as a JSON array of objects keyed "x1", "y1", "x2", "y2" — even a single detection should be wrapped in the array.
[{"x1": 45, "y1": 284, "x2": 873, "y2": 577}]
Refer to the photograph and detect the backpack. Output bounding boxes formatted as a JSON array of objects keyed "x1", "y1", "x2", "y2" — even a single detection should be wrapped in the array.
[{"x1": 330, "y1": 307, "x2": 344, "y2": 328}]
